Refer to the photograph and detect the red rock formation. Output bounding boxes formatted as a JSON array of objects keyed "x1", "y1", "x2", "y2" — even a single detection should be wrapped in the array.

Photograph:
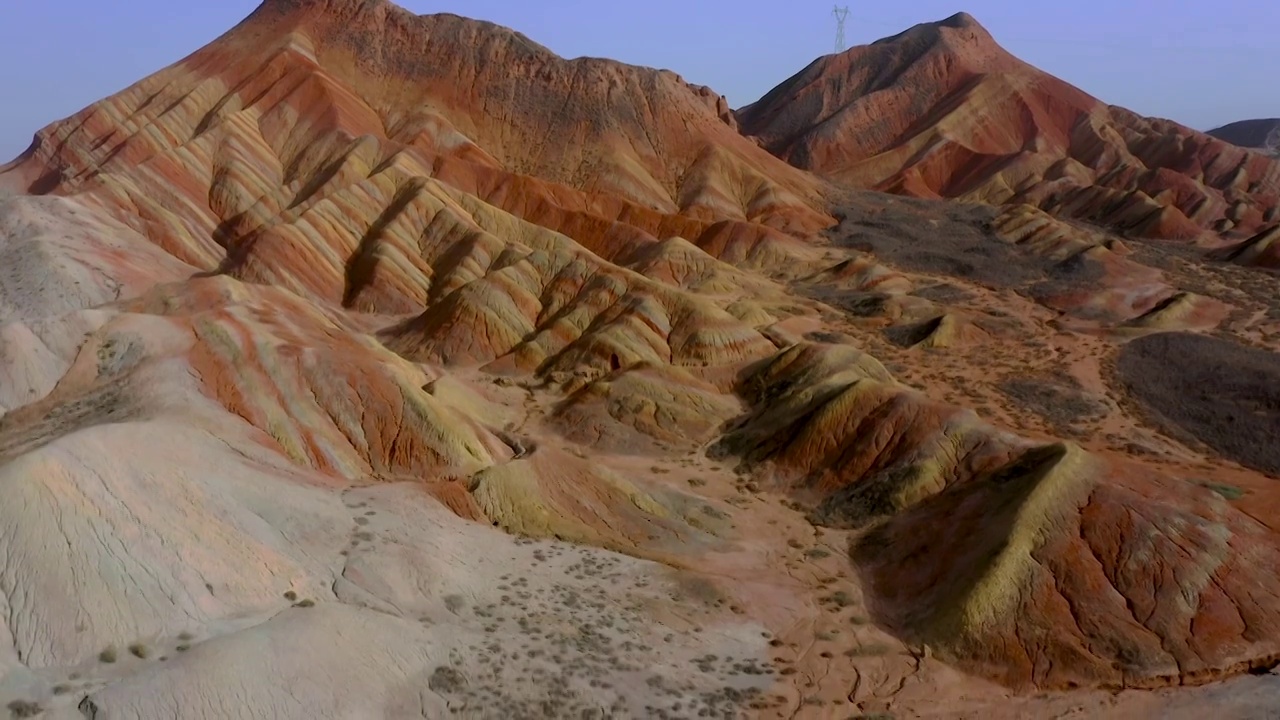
[
  {"x1": 0, "y1": 0, "x2": 831, "y2": 378},
  {"x1": 118, "y1": 276, "x2": 506, "y2": 480},
  {"x1": 5, "y1": 0, "x2": 1280, "y2": 707},
  {"x1": 738, "y1": 12, "x2": 1280, "y2": 241},
  {"x1": 2, "y1": 0, "x2": 829, "y2": 238},
  {"x1": 856, "y1": 451, "x2": 1280, "y2": 690},
  {"x1": 720, "y1": 341, "x2": 1280, "y2": 690}
]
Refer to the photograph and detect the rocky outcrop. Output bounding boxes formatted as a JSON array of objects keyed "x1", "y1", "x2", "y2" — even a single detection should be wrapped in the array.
[{"x1": 1209, "y1": 224, "x2": 1280, "y2": 269}]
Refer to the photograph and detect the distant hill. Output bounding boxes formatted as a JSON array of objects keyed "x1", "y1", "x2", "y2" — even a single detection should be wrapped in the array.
[
  {"x1": 737, "y1": 12, "x2": 1280, "y2": 240},
  {"x1": 1207, "y1": 118, "x2": 1280, "y2": 151}
]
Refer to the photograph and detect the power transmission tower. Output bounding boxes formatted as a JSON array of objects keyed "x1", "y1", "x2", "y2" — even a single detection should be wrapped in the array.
[{"x1": 833, "y1": 5, "x2": 850, "y2": 53}]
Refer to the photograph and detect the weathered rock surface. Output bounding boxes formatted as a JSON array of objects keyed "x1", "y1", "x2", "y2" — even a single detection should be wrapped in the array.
[{"x1": 0, "y1": 1, "x2": 1279, "y2": 717}]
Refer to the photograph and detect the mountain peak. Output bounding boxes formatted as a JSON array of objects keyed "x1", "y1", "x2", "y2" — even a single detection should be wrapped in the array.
[
  {"x1": 740, "y1": 7, "x2": 1278, "y2": 242},
  {"x1": 6, "y1": 0, "x2": 822, "y2": 223},
  {"x1": 872, "y1": 10, "x2": 996, "y2": 50},
  {"x1": 937, "y1": 11, "x2": 982, "y2": 30},
  {"x1": 258, "y1": 0, "x2": 381, "y2": 12}
]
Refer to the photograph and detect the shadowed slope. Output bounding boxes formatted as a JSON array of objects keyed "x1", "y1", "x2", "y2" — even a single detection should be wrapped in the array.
[
  {"x1": 715, "y1": 341, "x2": 1280, "y2": 690},
  {"x1": 1208, "y1": 119, "x2": 1280, "y2": 152},
  {"x1": 1209, "y1": 224, "x2": 1280, "y2": 269}
]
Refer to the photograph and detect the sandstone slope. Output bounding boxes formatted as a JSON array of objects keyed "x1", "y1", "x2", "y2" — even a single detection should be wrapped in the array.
[
  {"x1": 1, "y1": 1, "x2": 1280, "y2": 718},
  {"x1": 738, "y1": 13, "x2": 1280, "y2": 242}
]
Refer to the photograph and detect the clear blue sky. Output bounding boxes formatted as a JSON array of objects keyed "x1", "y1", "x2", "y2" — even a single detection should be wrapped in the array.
[{"x1": 2, "y1": 1, "x2": 1276, "y2": 161}]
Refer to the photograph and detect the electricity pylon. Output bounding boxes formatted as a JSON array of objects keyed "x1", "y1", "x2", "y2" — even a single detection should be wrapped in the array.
[{"x1": 833, "y1": 5, "x2": 850, "y2": 53}]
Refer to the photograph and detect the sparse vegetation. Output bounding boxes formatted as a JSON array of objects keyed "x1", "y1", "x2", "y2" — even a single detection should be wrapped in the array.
[
  {"x1": 1118, "y1": 332, "x2": 1280, "y2": 475},
  {"x1": 129, "y1": 642, "x2": 150, "y2": 659},
  {"x1": 428, "y1": 665, "x2": 467, "y2": 694},
  {"x1": 845, "y1": 642, "x2": 891, "y2": 657},
  {"x1": 99, "y1": 645, "x2": 118, "y2": 663},
  {"x1": 444, "y1": 594, "x2": 466, "y2": 613},
  {"x1": 6, "y1": 700, "x2": 41, "y2": 718},
  {"x1": 1197, "y1": 480, "x2": 1245, "y2": 501},
  {"x1": 824, "y1": 591, "x2": 855, "y2": 608},
  {"x1": 672, "y1": 573, "x2": 723, "y2": 606},
  {"x1": 999, "y1": 376, "x2": 1107, "y2": 430}
]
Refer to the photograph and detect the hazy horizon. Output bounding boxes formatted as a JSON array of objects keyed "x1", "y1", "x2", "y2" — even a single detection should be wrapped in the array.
[{"x1": 1, "y1": 0, "x2": 1277, "y2": 161}]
